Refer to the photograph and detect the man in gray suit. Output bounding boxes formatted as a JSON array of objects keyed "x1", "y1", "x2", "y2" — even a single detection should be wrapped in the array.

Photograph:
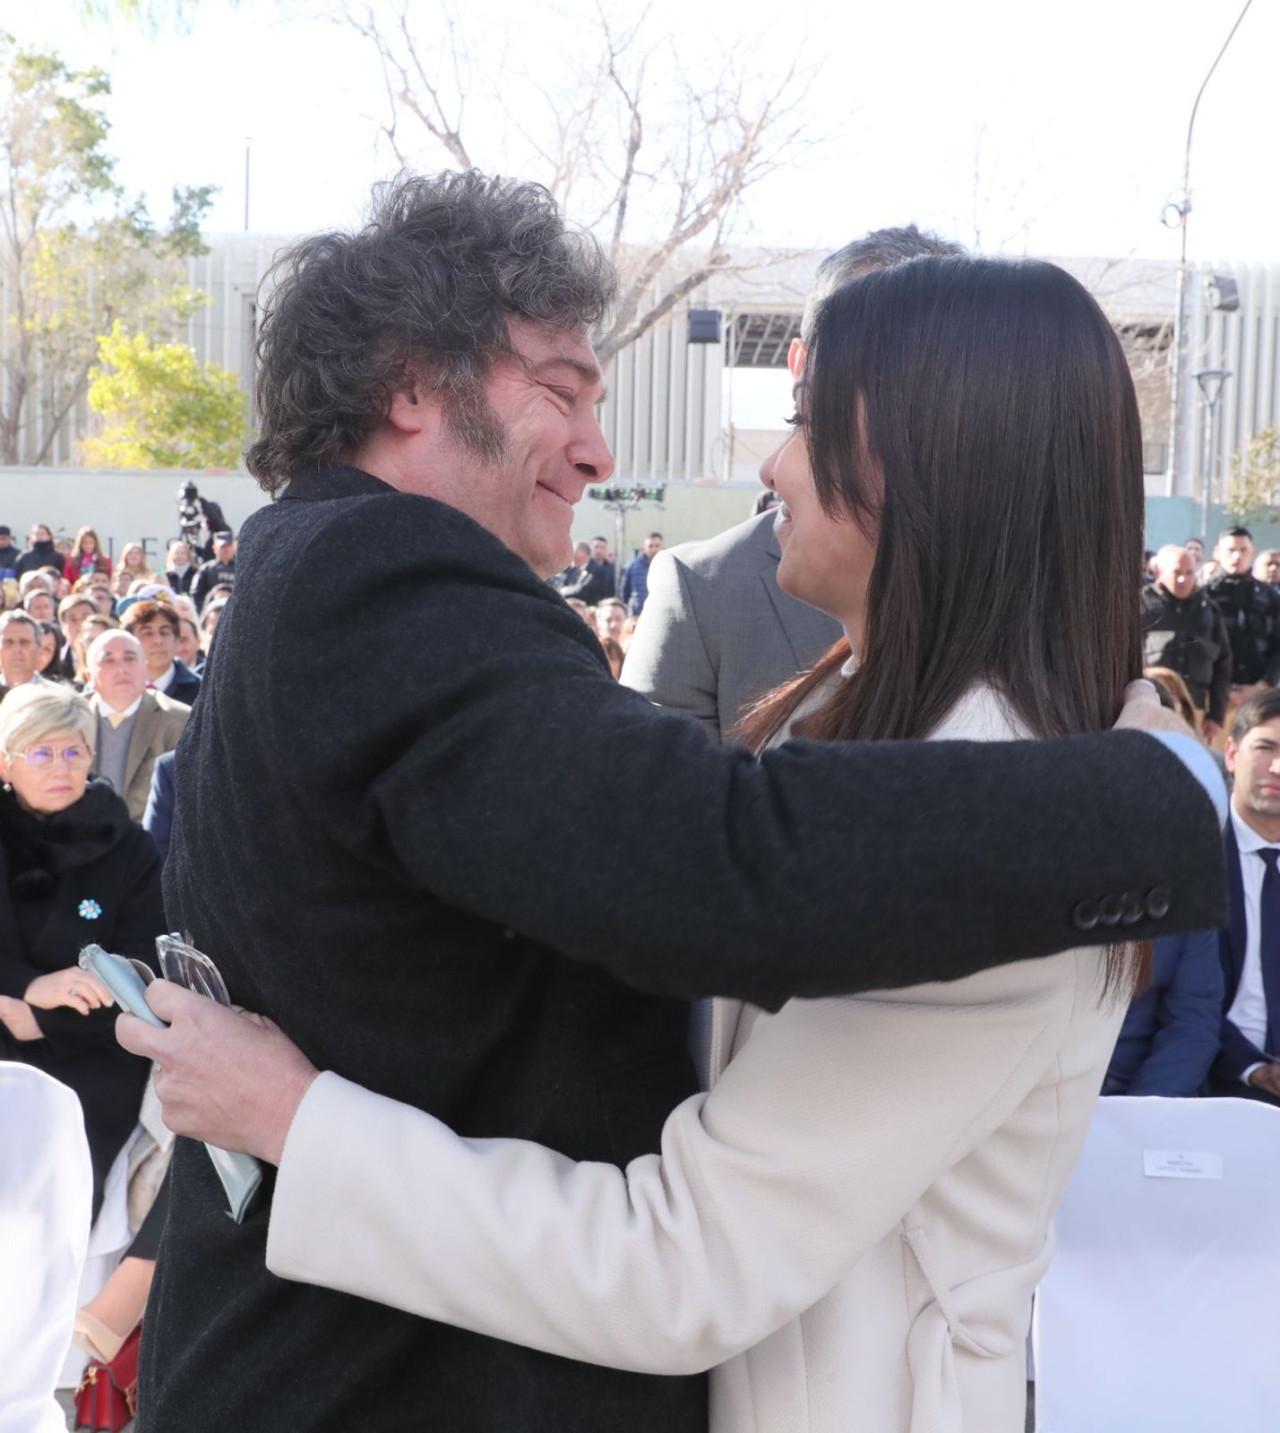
[{"x1": 622, "y1": 225, "x2": 964, "y2": 740}]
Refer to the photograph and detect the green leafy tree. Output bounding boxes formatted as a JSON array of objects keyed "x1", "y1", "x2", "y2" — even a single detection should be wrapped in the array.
[
  {"x1": 1225, "y1": 428, "x2": 1280, "y2": 527},
  {"x1": 0, "y1": 33, "x2": 214, "y2": 465},
  {"x1": 82, "y1": 322, "x2": 247, "y2": 469}
]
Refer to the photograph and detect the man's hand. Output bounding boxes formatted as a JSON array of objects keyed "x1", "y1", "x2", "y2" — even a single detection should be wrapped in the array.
[
  {"x1": 0, "y1": 994, "x2": 42, "y2": 1042},
  {"x1": 1248, "y1": 1062, "x2": 1280, "y2": 1098},
  {"x1": 1114, "y1": 679, "x2": 1198, "y2": 741},
  {"x1": 25, "y1": 966, "x2": 114, "y2": 1017},
  {"x1": 115, "y1": 981, "x2": 319, "y2": 1165}
]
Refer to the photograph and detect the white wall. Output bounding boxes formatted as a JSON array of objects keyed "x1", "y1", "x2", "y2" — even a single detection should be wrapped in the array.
[
  {"x1": 0, "y1": 464, "x2": 760, "y2": 571},
  {"x1": 0, "y1": 469, "x2": 271, "y2": 570}
]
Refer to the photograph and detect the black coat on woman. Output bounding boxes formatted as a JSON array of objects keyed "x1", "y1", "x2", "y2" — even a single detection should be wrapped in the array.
[{"x1": 0, "y1": 779, "x2": 164, "y2": 1216}]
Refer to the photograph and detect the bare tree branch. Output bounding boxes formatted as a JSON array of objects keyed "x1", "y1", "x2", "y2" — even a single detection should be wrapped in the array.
[{"x1": 336, "y1": 0, "x2": 828, "y2": 362}]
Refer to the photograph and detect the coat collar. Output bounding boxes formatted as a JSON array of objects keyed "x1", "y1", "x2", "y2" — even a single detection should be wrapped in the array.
[{"x1": 279, "y1": 465, "x2": 394, "y2": 504}]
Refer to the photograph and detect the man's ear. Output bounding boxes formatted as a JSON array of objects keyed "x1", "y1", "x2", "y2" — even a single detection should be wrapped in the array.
[
  {"x1": 386, "y1": 379, "x2": 426, "y2": 436},
  {"x1": 1225, "y1": 738, "x2": 1238, "y2": 775}
]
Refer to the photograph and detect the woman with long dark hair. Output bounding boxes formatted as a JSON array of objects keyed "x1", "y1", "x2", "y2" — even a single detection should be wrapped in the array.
[{"x1": 129, "y1": 257, "x2": 1150, "y2": 1431}]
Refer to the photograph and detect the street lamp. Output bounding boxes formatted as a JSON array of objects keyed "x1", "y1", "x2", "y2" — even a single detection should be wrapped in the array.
[
  {"x1": 586, "y1": 485, "x2": 666, "y2": 589},
  {"x1": 1195, "y1": 367, "x2": 1232, "y2": 538},
  {"x1": 1162, "y1": 0, "x2": 1255, "y2": 497}
]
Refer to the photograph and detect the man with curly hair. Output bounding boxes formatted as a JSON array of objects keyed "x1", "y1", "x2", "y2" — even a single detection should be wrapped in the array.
[{"x1": 130, "y1": 171, "x2": 1226, "y2": 1432}]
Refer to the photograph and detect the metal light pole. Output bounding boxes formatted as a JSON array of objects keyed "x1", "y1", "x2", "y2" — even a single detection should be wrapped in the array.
[
  {"x1": 1162, "y1": 0, "x2": 1255, "y2": 497},
  {"x1": 1195, "y1": 367, "x2": 1232, "y2": 538},
  {"x1": 244, "y1": 137, "x2": 253, "y2": 232}
]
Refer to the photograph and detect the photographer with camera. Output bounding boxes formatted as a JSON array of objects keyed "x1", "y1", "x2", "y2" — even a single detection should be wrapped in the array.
[{"x1": 176, "y1": 482, "x2": 230, "y2": 562}]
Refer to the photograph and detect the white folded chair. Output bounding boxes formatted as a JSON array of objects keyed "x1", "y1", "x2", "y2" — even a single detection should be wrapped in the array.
[
  {"x1": 56, "y1": 1124, "x2": 143, "y2": 1389},
  {"x1": 1034, "y1": 1095, "x2": 1280, "y2": 1432},
  {"x1": 0, "y1": 1063, "x2": 93, "y2": 1433}
]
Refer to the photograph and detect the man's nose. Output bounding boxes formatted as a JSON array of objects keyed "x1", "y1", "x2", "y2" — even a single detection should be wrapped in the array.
[{"x1": 571, "y1": 416, "x2": 615, "y2": 484}]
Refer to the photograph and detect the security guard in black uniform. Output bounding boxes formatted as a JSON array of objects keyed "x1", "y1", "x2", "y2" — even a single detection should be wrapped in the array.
[
  {"x1": 1205, "y1": 526, "x2": 1280, "y2": 703},
  {"x1": 1142, "y1": 543, "x2": 1232, "y2": 740}
]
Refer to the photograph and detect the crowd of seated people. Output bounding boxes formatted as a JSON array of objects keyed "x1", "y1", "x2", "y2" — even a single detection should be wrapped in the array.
[
  {"x1": 0, "y1": 518, "x2": 239, "y2": 1420},
  {"x1": 8, "y1": 507, "x2": 1280, "y2": 1426}
]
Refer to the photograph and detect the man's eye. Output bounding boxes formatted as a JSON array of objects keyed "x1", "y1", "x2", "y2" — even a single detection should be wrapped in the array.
[{"x1": 546, "y1": 386, "x2": 573, "y2": 405}]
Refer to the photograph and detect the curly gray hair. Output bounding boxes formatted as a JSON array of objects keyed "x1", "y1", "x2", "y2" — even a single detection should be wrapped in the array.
[{"x1": 245, "y1": 170, "x2": 617, "y2": 494}]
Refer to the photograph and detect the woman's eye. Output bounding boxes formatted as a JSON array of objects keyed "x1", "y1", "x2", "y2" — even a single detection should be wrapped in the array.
[{"x1": 784, "y1": 412, "x2": 805, "y2": 429}]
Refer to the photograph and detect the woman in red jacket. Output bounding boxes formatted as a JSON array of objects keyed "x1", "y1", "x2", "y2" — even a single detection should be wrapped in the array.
[{"x1": 63, "y1": 527, "x2": 112, "y2": 584}]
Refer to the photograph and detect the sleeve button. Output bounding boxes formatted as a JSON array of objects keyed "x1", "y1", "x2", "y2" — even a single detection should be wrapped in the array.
[
  {"x1": 1146, "y1": 886, "x2": 1172, "y2": 920},
  {"x1": 1098, "y1": 894, "x2": 1124, "y2": 927},
  {"x1": 1072, "y1": 900, "x2": 1100, "y2": 931},
  {"x1": 1119, "y1": 891, "x2": 1145, "y2": 926}
]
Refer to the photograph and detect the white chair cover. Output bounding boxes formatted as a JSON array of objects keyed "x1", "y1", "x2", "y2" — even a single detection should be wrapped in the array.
[
  {"x1": 0, "y1": 1063, "x2": 92, "y2": 1433},
  {"x1": 57, "y1": 1124, "x2": 142, "y2": 1389},
  {"x1": 1034, "y1": 1096, "x2": 1280, "y2": 1432}
]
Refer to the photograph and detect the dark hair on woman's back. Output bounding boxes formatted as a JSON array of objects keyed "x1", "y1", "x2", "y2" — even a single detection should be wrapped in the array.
[{"x1": 738, "y1": 256, "x2": 1146, "y2": 988}]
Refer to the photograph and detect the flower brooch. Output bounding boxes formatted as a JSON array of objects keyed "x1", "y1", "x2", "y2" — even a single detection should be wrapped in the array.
[{"x1": 78, "y1": 899, "x2": 103, "y2": 921}]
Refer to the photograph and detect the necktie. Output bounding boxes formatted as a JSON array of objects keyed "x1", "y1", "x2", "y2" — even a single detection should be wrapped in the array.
[
  {"x1": 106, "y1": 713, "x2": 128, "y2": 729},
  {"x1": 1258, "y1": 850, "x2": 1280, "y2": 1049}
]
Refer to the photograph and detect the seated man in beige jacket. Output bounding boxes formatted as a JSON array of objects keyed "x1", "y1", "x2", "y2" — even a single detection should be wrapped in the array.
[{"x1": 86, "y1": 631, "x2": 188, "y2": 821}]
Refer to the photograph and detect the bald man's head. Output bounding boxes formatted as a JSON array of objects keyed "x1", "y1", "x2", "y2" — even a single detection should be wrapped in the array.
[{"x1": 1154, "y1": 545, "x2": 1197, "y2": 600}]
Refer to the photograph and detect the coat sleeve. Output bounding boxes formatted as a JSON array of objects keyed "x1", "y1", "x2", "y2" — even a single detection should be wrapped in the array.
[
  {"x1": 266, "y1": 500, "x2": 1227, "y2": 1009},
  {"x1": 267, "y1": 953, "x2": 1101, "y2": 1374},
  {"x1": 143, "y1": 755, "x2": 175, "y2": 866},
  {"x1": 1209, "y1": 607, "x2": 1233, "y2": 722},
  {"x1": 32, "y1": 832, "x2": 165, "y2": 1056},
  {"x1": 1213, "y1": 1013, "x2": 1266, "y2": 1086},
  {"x1": 1124, "y1": 929, "x2": 1224, "y2": 1096},
  {"x1": 620, "y1": 550, "x2": 721, "y2": 739},
  {"x1": 1264, "y1": 593, "x2": 1280, "y2": 687}
]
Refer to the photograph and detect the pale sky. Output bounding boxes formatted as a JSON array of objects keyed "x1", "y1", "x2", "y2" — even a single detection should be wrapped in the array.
[{"x1": 10, "y1": 0, "x2": 1279, "y2": 265}]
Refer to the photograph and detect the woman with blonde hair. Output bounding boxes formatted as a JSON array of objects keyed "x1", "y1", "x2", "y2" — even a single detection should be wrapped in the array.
[
  {"x1": 114, "y1": 542, "x2": 155, "y2": 591},
  {"x1": 0, "y1": 686, "x2": 162, "y2": 1217}
]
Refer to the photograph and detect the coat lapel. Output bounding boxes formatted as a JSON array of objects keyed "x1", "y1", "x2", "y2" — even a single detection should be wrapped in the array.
[
  {"x1": 124, "y1": 695, "x2": 160, "y2": 795},
  {"x1": 1221, "y1": 821, "x2": 1247, "y2": 1006},
  {"x1": 706, "y1": 998, "x2": 745, "y2": 1087}
]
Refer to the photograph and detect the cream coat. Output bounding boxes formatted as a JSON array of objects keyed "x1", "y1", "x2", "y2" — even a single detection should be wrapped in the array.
[{"x1": 266, "y1": 684, "x2": 1127, "y2": 1433}]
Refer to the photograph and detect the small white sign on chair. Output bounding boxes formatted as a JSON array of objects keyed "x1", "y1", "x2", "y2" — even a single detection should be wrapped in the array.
[{"x1": 1035, "y1": 1096, "x2": 1280, "y2": 1432}]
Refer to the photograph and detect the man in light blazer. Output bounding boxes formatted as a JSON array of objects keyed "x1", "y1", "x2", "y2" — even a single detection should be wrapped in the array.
[
  {"x1": 622, "y1": 225, "x2": 963, "y2": 740},
  {"x1": 87, "y1": 631, "x2": 189, "y2": 821}
]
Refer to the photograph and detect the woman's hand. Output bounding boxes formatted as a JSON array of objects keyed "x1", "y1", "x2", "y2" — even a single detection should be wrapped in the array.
[
  {"x1": 1115, "y1": 679, "x2": 1197, "y2": 741},
  {"x1": 0, "y1": 994, "x2": 42, "y2": 1041},
  {"x1": 24, "y1": 967, "x2": 115, "y2": 1016},
  {"x1": 115, "y1": 981, "x2": 318, "y2": 1165}
]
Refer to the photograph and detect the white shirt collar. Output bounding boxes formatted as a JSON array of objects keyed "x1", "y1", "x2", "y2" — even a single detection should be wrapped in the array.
[
  {"x1": 1230, "y1": 804, "x2": 1280, "y2": 855},
  {"x1": 152, "y1": 663, "x2": 175, "y2": 693},
  {"x1": 97, "y1": 693, "x2": 143, "y2": 721}
]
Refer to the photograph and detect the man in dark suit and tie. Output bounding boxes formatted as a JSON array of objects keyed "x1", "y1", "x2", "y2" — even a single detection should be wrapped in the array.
[
  {"x1": 125, "y1": 171, "x2": 1228, "y2": 1433},
  {"x1": 1214, "y1": 687, "x2": 1280, "y2": 1104}
]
